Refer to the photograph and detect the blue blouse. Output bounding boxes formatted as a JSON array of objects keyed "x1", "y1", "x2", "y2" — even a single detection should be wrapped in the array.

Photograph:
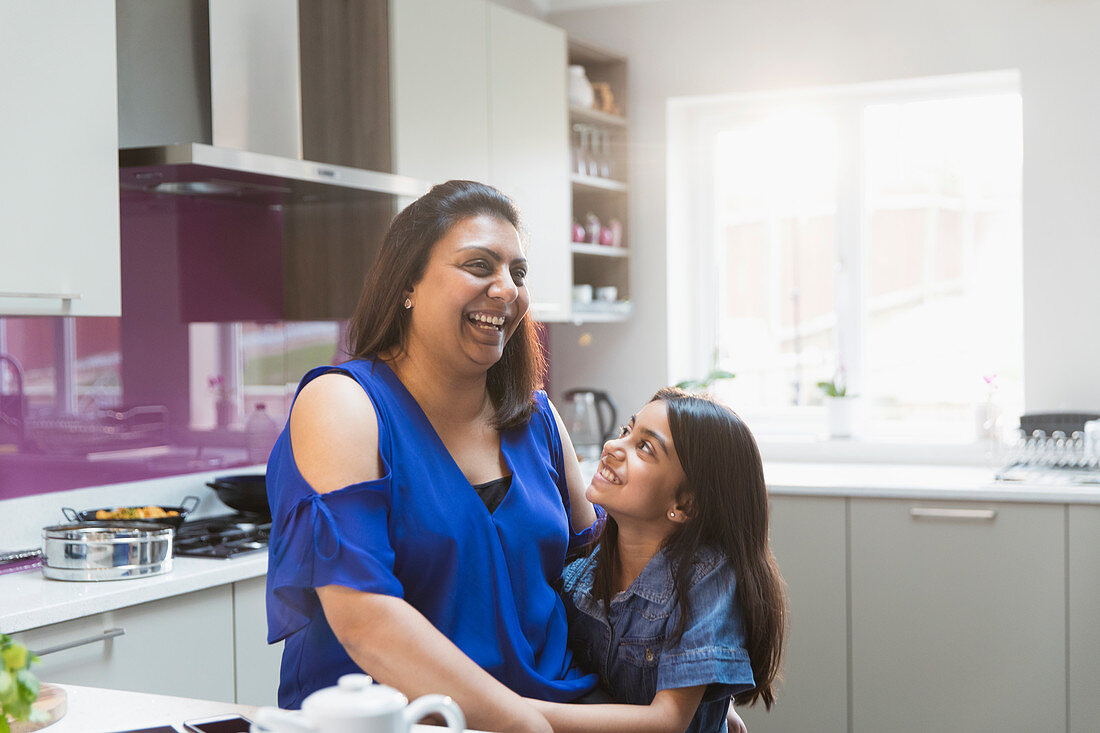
[
  {"x1": 265, "y1": 358, "x2": 599, "y2": 709},
  {"x1": 562, "y1": 544, "x2": 755, "y2": 733}
]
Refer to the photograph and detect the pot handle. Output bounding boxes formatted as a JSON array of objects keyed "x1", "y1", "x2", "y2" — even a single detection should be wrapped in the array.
[
  {"x1": 251, "y1": 707, "x2": 317, "y2": 733},
  {"x1": 180, "y1": 495, "x2": 201, "y2": 515},
  {"x1": 61, "y1": 507, "x2": 79, "y2": 523},
  {"x1": 404, "y1": 694, "x2": 465, "y2": 732}
]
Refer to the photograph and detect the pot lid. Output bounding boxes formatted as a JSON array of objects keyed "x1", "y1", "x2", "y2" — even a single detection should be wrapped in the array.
[{"x1": 301, "y1": 674, "x2": 407, "y2": 718}]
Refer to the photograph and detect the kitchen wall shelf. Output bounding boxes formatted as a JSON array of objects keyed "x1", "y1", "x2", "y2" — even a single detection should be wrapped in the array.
[
  {"x1": 571, "y1": 302, "x2": 633, "y2": 323},
  {"x1": 570, "y1": 173, "x2": 628, "y2": 193},
  {"x1": 569, "y1": 105, "x2": 627, "y2": 127},
  {"x1": 567, "y1": 38, "x2": 630, "y2": 324},
  {"x1": 571, "y1": 243, "x2": 628, "y2": 258}
]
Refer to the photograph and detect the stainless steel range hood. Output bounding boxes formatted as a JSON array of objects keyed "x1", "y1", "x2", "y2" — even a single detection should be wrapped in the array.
[
  {"x1": 119, "y1": 143, "x2": 429, "y2": 206},
  {"x1": 116, "y1": 0, "x2": 426, "y2": 205}
]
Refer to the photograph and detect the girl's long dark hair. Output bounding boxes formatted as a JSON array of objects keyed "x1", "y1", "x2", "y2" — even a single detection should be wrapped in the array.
[
  {"x1": 345, "y1": 180, "x2": 546, "y2": 430},
  {"x1": 590, "y1": 388, "x2": 788, "y2": 709}
]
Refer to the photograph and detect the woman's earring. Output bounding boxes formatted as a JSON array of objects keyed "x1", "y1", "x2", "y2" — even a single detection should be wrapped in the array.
[
  {"x1": 668, "y1": 511, "x2": 676, "y2": 519},
  {"x1": 404, "y1": 298, "x2": 412, "y2": 310}
]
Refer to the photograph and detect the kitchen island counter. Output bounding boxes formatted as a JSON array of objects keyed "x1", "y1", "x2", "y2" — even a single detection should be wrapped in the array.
[{"x1": 31, "y1": 683, "x2": 489, "y2": 733}]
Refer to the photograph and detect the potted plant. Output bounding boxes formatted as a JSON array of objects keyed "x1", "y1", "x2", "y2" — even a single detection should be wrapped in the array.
[
  {"x1": 817, "y1": 370, "x2": 856, "y2": 439},
  {"x1": 675, "y1": 351, "x2": 736, "y2": 393},
  {"x1": 1, "y1": 634, "x2": 43, "y2": 733}
]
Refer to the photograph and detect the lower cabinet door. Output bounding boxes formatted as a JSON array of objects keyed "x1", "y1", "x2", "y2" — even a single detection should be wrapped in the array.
[
  {"x1": 233, "y1": 576, "x2": 284, "y2": 706},
  {"x1": 1069, "y1": 505, "x2": 1100, "y2": 733},
  {"x1": 849, "y1": 499, "x2": 1065, "y2": 733},
  {"x1": 15, "y1": 585, "x2": 235, "y2": 702},
  {"x1": 739, "y1": 495, "x2": 848, "y2": 733}
]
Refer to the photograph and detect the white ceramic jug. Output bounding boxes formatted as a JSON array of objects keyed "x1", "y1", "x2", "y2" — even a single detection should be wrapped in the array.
[{"x1": 252, "y1": 674, "x2": 466, "y2": 733}]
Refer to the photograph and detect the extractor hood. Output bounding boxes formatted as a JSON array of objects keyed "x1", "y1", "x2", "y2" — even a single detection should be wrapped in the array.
[
  {"x1": 115, "y1": 0, "x2": 430, "y2": 321},
  {"x1": 119, "y1": 143, "x2": 429, "y2": 206},
  {"x1": 116, "y1": 0, "x2": 425, "y2": 205}
]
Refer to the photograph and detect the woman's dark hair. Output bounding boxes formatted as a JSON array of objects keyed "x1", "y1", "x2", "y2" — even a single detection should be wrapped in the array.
[
  {"x1": 590, "y1": 388, "x2": 788, "y2": 709},
  {"x1": 345, "y1": 180, "x2": 546, "y2": 430}
]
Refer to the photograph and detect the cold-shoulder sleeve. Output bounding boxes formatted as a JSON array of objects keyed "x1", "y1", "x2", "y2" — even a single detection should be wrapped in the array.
[{"x1": 265, "y1": 431, "x2": 402, "y2": 643}]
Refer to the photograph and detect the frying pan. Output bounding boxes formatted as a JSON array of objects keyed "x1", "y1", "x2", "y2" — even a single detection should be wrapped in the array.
[
  {"x1": 61, "y1": 495, "x2": 200, "y2": 530},
  {"x1": 206, "y1": 474, "x2": 270, "y2": 517}
]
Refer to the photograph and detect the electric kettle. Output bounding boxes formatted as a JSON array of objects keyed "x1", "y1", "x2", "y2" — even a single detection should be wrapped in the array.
[
  {"x1": 561, "y1": 388, "x2": 618, "y2": 460},
  {"x1": 252, "y1": 674, "x2": 465, "y2": 733}
]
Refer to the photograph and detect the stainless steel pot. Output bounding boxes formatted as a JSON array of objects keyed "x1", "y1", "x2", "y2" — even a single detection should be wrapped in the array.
[{"x1": 41, "y1": 522, "x2": 173, "y2": 581}]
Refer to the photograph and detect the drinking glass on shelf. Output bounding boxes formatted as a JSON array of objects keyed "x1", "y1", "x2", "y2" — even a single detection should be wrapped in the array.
[
  {"x1": 573, "y1": 124, "x2": 596, "y2": 177},
  {"x1": 598, "y1": 129, "x2": 612, "y2": 179}
]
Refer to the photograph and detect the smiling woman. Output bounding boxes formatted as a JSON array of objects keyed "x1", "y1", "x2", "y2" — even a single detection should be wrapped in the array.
[{"x1": 263, "y1": 181, "x2": 603, "y2": 733}]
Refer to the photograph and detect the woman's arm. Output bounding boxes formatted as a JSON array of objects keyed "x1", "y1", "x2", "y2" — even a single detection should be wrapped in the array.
[
  {"x1": 292, "y1": 374, "x2": 551, "y2": 733},
  {"x1": 547, "y1": 399, "x2": 599, "y2": 532},
  {"x1": 524, "y1": 686, "x2": 705, "y2": 733},
  {"x1": 319, "y1": 587, "x2": 551, "y2": 733}
]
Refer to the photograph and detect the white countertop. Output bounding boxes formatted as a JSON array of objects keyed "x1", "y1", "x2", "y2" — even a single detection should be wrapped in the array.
[
  {"x1": 35, "y1": 683, "x2": 259, "y2": 733},
  {"x1": 4, "y1": 459, "x2": 1099, "y2": 635},
  {"x1": 37, "y1": 684, "x2": 486, "y2": 733},
  {"x1": 762, "y1": 462, "x2": 1100, "y2": 503},
  {"x1": 0, "y1": 552, "x2": 267, "y2": 633}
]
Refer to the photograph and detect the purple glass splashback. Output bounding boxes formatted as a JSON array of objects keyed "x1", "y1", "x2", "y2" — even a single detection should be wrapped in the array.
[
  {"x1": 0, "y1": 191, "x2": 555, "y2": 501},
  {"x1": 0, "y1": 193, "x2": 340, "y2": 500}
]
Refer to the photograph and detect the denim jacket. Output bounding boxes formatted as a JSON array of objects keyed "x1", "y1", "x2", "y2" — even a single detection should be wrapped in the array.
[{"x1": 562, "y1": 544, "x2": 755, "y2": 733}]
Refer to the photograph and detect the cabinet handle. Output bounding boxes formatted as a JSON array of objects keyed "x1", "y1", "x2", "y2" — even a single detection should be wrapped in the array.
[
  {"x1": 31, "y1": 627, "x2": 125, "y2": 656},
  {"x1": 0, "y1": 291, "x2": 83, "y2": 301},
  {"x1": 909, "y1": 507, "x2": 997, "y2": 521}
]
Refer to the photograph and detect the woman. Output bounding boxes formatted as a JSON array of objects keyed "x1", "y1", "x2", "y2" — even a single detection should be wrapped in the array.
[{"x1": 264, "y1": 181, "x2": 600, "y2": 733}]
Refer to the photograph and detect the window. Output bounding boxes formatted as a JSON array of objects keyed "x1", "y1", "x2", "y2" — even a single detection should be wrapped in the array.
[{"x1": 669, "y1": 72, "x2": 1023, "y2": 443}]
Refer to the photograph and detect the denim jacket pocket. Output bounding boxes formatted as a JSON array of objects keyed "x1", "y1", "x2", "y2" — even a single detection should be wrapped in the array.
[{"x1": 612, "y1": 634, "x2": 665, "y2": 704}]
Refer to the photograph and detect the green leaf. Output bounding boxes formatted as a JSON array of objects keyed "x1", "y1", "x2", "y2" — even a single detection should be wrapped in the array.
[
  {"x1": 674, "y1": 379, "x2": 701, "y2": 390},
  {"x1": 16, "y1": 670, "x2": 38, "y2": 703},
  {"x1": 0, "y1": 645, "x2": 26, "y2": 672},
  {"x1": 0, "y1": 670, "x2": 13, "y2": 702},
  {"x1": 5, "y1": 697, "x2": 29, "y2": 721},
  {"x1": 816, "y1": 380, "x2": 838, "y2": 397},
  {"x1": 0, "y1": 712, "x2": 11, "y2": 733}
]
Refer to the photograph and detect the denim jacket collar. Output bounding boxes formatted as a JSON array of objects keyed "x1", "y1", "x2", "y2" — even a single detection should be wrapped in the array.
[{"x1": 568, "y1": 542, "x2": 725, "y2": 608}]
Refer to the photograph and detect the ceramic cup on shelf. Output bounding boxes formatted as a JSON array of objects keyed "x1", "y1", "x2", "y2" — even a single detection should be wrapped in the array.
[
  {"x1": 572, "y1": 284, "x2": 594, "y2": 304},
  {"x1": 595, "y1": 286, "x2": 618, "y2": 303},
  {"x1": 568, "y1": 65, "x2": 595, "y2": 108}
]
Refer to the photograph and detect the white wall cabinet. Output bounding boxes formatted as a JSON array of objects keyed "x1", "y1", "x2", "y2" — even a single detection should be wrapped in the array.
[
  {"x1": 1069, "y1": 505, "x2": 1100, "y2": 733},
  {"x1": 389, "y1": 0, "x2": 571, "y2": 322},
  {"x1": 740, "y1": 496, "x2": 848, "y2": 733},
  {"x1": 487, "y1": 4, "x2": 572, "y2": 322},
  {"x1": 14, "y1": 586, "x2": 236, "y2": 702},
  {"x1": 390, "y1": 0, "x2": 490, "y2": 185},
  {"x1": 849, "y1": 499, "x2": 1065, "y2": 733},
  {"x1": 0, "y1": 0, "x2": 121, "y2": 317},
  {"x1": 233, "y1": 576, "x2": 284, "y2": 707}
]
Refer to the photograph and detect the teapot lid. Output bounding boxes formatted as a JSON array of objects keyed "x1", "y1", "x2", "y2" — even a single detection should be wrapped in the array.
[{"x1": 301, "y1": 674, "x2": 408, "y2": 718}]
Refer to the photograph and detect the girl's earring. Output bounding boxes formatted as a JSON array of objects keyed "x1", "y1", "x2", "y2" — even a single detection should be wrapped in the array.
[
  {"x1": 668, "y1": 511, "x2": 676, "y2": 519},
  {"x1": 404, "y1": 298, "x2": 412, "y2": 310}
]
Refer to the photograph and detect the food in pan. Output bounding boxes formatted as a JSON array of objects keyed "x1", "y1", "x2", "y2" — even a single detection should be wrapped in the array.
[{"x1": 94, "y1": 506, "x2": 180, "y2": 520}]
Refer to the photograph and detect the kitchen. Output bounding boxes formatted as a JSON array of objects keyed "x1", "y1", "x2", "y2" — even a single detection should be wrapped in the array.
[{"x1": 2, "y1": 0, "x2": 1099, "y2": 732}]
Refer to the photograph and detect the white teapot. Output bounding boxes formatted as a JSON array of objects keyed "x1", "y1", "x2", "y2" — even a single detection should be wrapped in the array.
[{"x1": 253, "y1": 673, "x2": 466, "y2": 733}]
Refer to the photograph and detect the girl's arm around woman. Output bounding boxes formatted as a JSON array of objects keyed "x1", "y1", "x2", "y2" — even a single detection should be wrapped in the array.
[{"x1": 525, "y1": 687, "x2": 705, "y2": 733}]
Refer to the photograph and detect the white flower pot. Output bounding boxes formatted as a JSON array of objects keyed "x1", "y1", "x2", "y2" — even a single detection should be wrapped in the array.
[{"x1": 825, "y1": 396, "x2": 855, "y2": 439}]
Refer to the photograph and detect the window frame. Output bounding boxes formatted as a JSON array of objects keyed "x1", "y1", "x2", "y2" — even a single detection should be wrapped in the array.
[{"x1": 667, "y1": 70, "x2": 1022, "y2": 452}]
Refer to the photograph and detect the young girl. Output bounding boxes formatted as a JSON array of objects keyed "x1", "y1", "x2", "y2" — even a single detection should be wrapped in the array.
[{"x1": 527, "y1": 387, "x2": 788, "y2": 733}]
